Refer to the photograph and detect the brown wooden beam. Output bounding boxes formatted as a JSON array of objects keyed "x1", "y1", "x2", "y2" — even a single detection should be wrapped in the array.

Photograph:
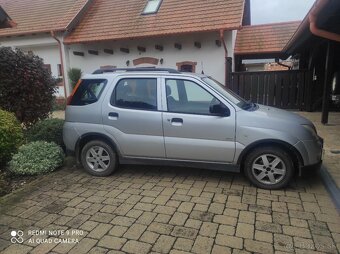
[
  {"x1": 174, "y1": 43, "x2": 182, "y2": 50},
  {"x1": 137, "y1": 46, "x2": 146, "y2": 52},
  {"x1": 73, "y1": 51, "x2": 84, "y2": 56},
  {"x1": 104, "y1": 49, "x2": 114, "y2": 55},
  {"x1": 321, "y1": 41, "x2": 335, "y2": 124},
  {"x1": 120, "y1": 48, "x2": 129, "y2": 53},
  {"x1": 88, "y1": 50, "x2": 98, "y2": 55},
  {"x1": 155, "y1": 45, "x2": 163, "y2": 51},
  {"x1": 215, "y1": 40, "x2": 221, "y2": 47}
]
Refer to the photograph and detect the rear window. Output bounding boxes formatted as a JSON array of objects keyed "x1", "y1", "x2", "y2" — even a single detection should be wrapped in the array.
[{"x1": 70, "y1": 79, "x2": 107, "y2": 106}]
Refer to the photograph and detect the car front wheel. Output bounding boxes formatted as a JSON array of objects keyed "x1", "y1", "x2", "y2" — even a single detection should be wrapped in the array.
[
  {"x1": 80, "y1": 140, "x2": 117, "y2": 176},
  {"x1": 244, "y1": 146, "x2": 294, "y2": 189}
]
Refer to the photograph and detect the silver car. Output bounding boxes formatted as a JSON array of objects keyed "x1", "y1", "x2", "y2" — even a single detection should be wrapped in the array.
[{"x1": 63, "y1": 68, "x2": 323, "y2": 189}]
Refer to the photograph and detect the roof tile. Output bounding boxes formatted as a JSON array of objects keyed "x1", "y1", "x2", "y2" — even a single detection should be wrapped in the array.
[
  {"x1": 0, "y1": 0, "x2": 89, "y2": 37},
  {"x1": 235, "y1": 21, "x2": 301, "y2": 55},
  {"x1": 64, "y1": 0, "x2": 245, "y2": 44}
]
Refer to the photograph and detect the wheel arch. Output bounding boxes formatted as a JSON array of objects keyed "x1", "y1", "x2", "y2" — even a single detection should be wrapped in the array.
[
  {"x1": 75, "y1": 133, "x2": 122, "y2": 163},
  {"x1": 237, "y1": 139, "x2": 304, "y2": 175}
]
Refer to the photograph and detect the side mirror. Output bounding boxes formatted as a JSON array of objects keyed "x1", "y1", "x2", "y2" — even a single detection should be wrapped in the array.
[{"x1": 210, "y1": 103, "x2": 230, "y2": 117}]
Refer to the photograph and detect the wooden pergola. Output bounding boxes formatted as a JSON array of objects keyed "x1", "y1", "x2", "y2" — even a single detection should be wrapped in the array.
[{"x1": 284, "y1": 0, "x2": 340, "y2": 124}]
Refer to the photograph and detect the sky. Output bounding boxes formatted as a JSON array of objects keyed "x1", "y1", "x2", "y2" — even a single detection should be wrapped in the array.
[{"x1": 251, "y1": 0, "x2": 316, "y2": 25}]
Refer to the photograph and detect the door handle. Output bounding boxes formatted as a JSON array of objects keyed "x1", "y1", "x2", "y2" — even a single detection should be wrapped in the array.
[
  {"x1": 170, "y1": 118, "x2": 183, "y2": 126},
  {"x1": 108, "y1": 112, "x2": 119, "y2": 120}
]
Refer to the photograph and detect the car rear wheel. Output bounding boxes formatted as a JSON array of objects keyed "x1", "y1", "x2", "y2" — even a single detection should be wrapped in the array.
[
  {"x1": 244, "y1": 146, "x2": 294, "y2": 189},
  {"x1": 80, "y1": 140, "x2": 117, "y2": 176}
]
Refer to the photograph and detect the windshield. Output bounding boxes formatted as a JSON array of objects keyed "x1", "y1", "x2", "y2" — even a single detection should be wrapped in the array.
[{"x1": 202, "y1": 77, "x2": 250, "y2": 109}]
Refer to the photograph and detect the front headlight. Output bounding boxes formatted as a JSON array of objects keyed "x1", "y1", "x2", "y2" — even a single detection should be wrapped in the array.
[{"x1": 302, "y1": 124, "x2": 318, "y2": 139}]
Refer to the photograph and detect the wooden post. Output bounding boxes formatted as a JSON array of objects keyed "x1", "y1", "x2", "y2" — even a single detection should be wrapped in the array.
[
  {"x1": 225, "y1": 57, "x2": 232, "y2": 87},
  {"x1": 321, "y1": 41, "x2": 334, "y2": 124}
]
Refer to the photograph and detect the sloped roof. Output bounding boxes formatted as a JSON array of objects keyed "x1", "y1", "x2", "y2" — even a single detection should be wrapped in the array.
[
  {"x1": 0, "y1": 0, "x2": 89, "y2": 37},
  {"x1": 64, "y1": 0, "x2": 245, "y2": 44},
  {"x1": 284, "y1": 0, "x2": 340, "y2": 55},
  {"x1": 235, "y1": 21, "x2": 301, "y2": 56}
]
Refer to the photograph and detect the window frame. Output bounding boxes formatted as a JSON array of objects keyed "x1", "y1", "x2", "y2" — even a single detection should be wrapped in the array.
[
  {"x1": 141, "y1": 0, "x2": 163, "y2": 15},
  {"x1": 110, "y1": 77, "x2": 159, "y2": 112},
  {"x1": 57, "y1": 64, "x2": 63, "y2": 77},
  {"x1": 176, "y1": 61, "x2": 197, "y2": 73},
  {"x1": 69, "y1": 79, "x2": 107, "y2": 106},
  {"x1": 164, "y1": 78, "x2": 230, "y2": 117}
]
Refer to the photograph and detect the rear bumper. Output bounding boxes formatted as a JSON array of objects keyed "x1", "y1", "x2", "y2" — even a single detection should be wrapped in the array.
[{"x1": 300, "y1": 160, "x2": 322, "y2": 177}]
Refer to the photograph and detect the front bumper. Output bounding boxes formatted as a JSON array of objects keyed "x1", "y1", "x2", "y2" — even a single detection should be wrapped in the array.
[
  {"x1": 300, "y1": 160, "x2": 322, "y2": 177},
  {"x1": 295, "y1": 135, "x2": 323, "y2": 176}
]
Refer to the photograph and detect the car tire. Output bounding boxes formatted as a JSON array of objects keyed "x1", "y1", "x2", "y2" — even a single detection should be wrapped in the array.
[
  {"x1": 244, "y1": 146, "x2": 294, "y2": 189},
  {"x1": 80, "y1": 140, "x2": 117, "y2": 176}
]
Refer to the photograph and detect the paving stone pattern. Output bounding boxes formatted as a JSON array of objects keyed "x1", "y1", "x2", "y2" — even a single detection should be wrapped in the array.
[{"x1": 0, "y1": 163, "x2": 339, "y2": 254}]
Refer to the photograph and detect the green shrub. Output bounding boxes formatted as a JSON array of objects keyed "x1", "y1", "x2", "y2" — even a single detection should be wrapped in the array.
[
  {"x1": 0, "y1": 47, "x2": 57, "y2": 126},
  {"x1": 9, "y1": 141, "x2": 64, "y2": 175},
  {"x1": 0, "y1": 110, "x2": 24, "y2": 166},
  {"x1": 68, "y1": 68, "x2": 82, "y2": 89},
  {"x1": 0, "y1": 170, "x2": 10, "y2": 196},
  {"x1": 52, "y1": 97, "x2": 66, "y2": 111},
  {"x1": 25, "y1": 118, "x2": 64, "y2": 147}
]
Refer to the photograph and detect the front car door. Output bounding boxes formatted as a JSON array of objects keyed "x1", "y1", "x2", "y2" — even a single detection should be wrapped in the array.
[
  {"x1": 102, "y1": 76, "x2": 165, "y2": 158},
  {"x1": 162, "y1": 77, "x2": 236, "y2": 163}
]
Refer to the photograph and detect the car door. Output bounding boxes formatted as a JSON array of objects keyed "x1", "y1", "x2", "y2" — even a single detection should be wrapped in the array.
[
  {"x1": 102, "y1": 76, "x2": 165, "y2": 158},
  {"x1": 162, "y1": 77, "x2": 236, "y2": 163}
]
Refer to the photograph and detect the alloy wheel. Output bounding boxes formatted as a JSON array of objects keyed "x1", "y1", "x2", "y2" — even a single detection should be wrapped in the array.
[
  {"x1": 251, "y1": 154, "x2": 286, "y2": 185},
  {"x1": 85, "y1": 146, "x2": 111, "y2": 172}
]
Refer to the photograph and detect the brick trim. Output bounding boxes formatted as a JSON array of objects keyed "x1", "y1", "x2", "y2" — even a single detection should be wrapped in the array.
[
  {"x1": 176, "y1": 61, "x2": 197, "y2": 72},
  {"x1": 133, "y1": 57, "x2": 159, "y2": 66}
]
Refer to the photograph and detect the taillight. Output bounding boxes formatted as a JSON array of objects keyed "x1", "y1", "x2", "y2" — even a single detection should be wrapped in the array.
[{"x1": 67, "y1": 79, "x2": 82, "y2": 105}]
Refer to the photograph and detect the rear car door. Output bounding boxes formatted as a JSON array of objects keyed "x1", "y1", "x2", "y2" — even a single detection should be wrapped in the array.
[
  {"x1": 162, "y1": 77, "x2": 236, "y2": 163},
  {"x1": 102, "y1": 76, "x2": 165, "y2": 158}
]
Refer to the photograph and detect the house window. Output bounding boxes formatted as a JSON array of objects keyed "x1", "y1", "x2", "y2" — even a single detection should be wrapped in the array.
[
  {"x1": 57, "y1": 64, "x2": 63, "y2": 77},
  {"x1": 176, "y1": 61, "x2": 197, "y2": 73},
  {"x1": 142, "y1": 0, "x2": 162, "y2": 14},
  {"x1": 0, "y1": 6, "x2": 14, "y2": 29}
]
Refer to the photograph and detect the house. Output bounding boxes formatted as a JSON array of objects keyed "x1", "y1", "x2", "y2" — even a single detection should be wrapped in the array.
[
  {"x1": 0, "y1": 0, "x2": 251, "y2": 97},
  {"x1": 234, "y1": 21, "x2": 301, "y2": 71},
  {"x1": 0, "y1": 0, "x2": 93, "y2": 98}
]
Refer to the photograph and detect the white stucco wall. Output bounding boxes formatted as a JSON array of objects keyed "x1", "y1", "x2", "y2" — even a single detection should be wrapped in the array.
[
  {"x1": 0, "y1": 34, "x2": 65, "y2": 97},
  {"x1": 66, "y1": 31, "x2": 234, "y2": 90},
  {"x1": 1, "y1": 31, "x2": 236, "y2": 97}
]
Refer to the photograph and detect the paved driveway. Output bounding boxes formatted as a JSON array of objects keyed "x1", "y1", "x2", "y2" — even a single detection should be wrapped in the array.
[{"x1": 0, "y1": 163, "x2": 339, "y2": 254}]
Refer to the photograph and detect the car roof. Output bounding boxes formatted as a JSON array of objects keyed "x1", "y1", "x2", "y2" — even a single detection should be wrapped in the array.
[{"x1": 82, "y1": 70, "x2": 208, "y2": 80}]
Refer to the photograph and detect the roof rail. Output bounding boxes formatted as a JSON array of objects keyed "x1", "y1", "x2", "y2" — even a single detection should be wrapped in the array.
[{"x1": 92, "y1": 67, "x2": 180, "y2": 74}]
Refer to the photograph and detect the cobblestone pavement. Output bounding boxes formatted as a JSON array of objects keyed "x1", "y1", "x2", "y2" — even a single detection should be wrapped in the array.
[{"x1": 0, "y1": 162, "x2": 339, "y2": 254}]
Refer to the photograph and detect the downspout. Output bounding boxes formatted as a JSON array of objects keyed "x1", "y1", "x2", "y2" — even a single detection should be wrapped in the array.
[
  {"x1": 51, "y1": 30, "x2": 68, "y2": 99},
  {"x1": 220, "y1": 29, "x2": 229, "y2": 86},
  {"x1": 309, "y1": 0, "x2": 340, "y2": 42},
  {"x1": 275, "y1": 58, "x2": 292, "y2": 70},
  {"x1": 220, "y1": 29, "x2": 229, "y2": 57}
]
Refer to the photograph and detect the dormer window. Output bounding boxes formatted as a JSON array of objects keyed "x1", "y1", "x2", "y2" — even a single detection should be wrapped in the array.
[
  {"x1": 0, "y1": 6, "x2": 14, "y2": 29},
  {"x1": 142, "y1": 0, "x2": 162, "y2": 15}
]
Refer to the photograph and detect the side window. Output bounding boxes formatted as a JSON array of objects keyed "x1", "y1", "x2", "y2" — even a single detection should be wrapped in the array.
[
  {"x1": 165, "y1": 80, "x2": 179, "y2": 100},
  {"x1": 70, "y1": 79, "x2": 107, "y2": 106},
  {"x1": 112, "y1": 78, "x2": 157, "y2": 111},
  {"x1": 166, "y1": 79, "x2": 224, "y2": 115}
]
